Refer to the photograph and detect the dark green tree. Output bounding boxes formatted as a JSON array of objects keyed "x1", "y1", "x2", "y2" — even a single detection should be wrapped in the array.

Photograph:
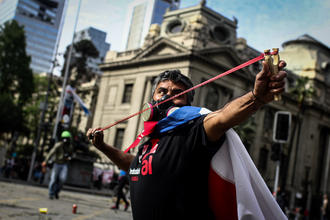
[
  {"x1": 24, "y1": 74, "x2": 59, "y2": 154},
  {"x1": 25, "y1": 75, "x2": 49, "y2": 137},
  {"x1": 62, "y1": 39, "x2": 99, "y2": 87},
  {"x1": 0, "y1": 20, "x2": 34, "y2": 135},
  {"x1": 289, "y1": 76, "x2": 315, "y2": 106}
]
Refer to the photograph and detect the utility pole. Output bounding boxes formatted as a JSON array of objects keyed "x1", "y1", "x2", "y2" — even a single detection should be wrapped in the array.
[
  {"x1": 52, "y1": 0, "x2": 82, "y2": 142},
  {"x1": 27, "y1": 0, "x2": 69, "y2": 182},
  {"x1": 273, "y1": 144, "x2": 281, "y2": 198},
  {"x1": 272, "y1": 111, "x2": 291, "y2": 198}
]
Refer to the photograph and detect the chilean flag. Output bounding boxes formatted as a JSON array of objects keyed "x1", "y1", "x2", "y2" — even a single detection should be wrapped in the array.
[{"x1": 209, "y1": 129, "x2": 287, "y2": 220}]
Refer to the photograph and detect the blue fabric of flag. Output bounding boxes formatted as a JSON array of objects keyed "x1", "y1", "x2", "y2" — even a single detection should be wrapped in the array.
[{"x1": 155, "y1": 106, "x2": 204, "y2": 134}]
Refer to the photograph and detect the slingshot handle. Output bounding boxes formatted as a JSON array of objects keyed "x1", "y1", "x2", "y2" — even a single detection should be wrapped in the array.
[{"x1": 264, "y1": 48, "x2": 281, "y2": 101}]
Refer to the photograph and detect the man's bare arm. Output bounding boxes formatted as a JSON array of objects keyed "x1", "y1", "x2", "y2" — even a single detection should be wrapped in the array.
[
  {"x1": 86, "y1": 128, "x2": 135, "y2": 172},
  {"x1": 204, "y1": 61, "x2": 287, "y2": 142}
]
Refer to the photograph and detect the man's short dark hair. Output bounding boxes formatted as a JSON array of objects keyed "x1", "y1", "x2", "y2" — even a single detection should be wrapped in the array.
[{"x1": 151, "y1": 69, "x2": 195, "y2": 105}]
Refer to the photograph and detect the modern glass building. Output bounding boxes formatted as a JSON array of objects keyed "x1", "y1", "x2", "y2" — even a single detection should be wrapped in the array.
[
  {"x1": 123, "y1": 0, "x2": 180, "y2": 50},
  {"x1": 0, "y1": 0, "x2": 67, "y2": 73},
  {"x1": 74, "y1": 27, "x2": 110, "y2": 74}
]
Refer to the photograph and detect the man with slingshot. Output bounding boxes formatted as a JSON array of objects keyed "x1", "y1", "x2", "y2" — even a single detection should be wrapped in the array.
[{"x1": 87, "y1": 55, "x2": 287, "y2": 219}]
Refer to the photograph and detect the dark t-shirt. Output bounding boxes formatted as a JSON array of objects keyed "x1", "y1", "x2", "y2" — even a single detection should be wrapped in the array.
[{"x1": 129, "y1": 115, "x2": 224, "y2": 220}]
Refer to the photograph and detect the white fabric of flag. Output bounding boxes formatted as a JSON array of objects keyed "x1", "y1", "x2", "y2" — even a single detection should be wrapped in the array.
[
  {"x1": 65, "y1": 85, "x2": 90, "y2": 116},
  {"x1": 209, "y1": 128, "x2": 287, "y2": 220}
]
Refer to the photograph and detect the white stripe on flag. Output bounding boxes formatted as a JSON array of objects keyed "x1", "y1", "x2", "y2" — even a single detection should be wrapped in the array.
[
  {"x1": 210, "y1": 129, "x2": 287, "y2": 220},
  {"x1": 66, "y1": 85, "x2": 91, "y2": 116}
]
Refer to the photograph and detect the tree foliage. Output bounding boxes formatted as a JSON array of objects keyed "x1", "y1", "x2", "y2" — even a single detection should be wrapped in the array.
[
  {"x1": 24, "y1": 74, "x2": 58, "y2": 139},
  {"x1": 0, "y1": 20, "x2": 34, "y2": 134},
  {"x1": 289, "y1": 76, "x2": 315, "y2": 106},
  {"x1": 62, "y1": 39, "x2": 99, "y2": 87}
]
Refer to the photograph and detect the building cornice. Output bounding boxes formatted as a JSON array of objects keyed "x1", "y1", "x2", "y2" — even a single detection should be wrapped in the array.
[{"x1": 100, "y1": 46, "x2": 254, "y2": 84}]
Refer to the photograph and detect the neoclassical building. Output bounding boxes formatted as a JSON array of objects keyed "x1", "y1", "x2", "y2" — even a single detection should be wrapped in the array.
[
  {"x1": 93, "y1": 1, "x2": 330, "y2": 217},
  {"x1": 280, "y1": 34, "x2": 330, "y2": 215}
]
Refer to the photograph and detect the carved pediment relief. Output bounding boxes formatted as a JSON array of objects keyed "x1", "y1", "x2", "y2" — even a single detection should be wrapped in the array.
[
  {"x1": 134, "y1": 38, "x2": 189, "y2": 60},
  {"x1": 208, "y1": 53, "x2": 238, "y2": 67},
  {"x1": 199, "y1": 47, "x2": 243, "y2": 68}
]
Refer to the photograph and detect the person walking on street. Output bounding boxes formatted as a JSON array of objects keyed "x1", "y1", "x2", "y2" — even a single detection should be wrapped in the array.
[
  {"x1": 276, "y1": 186, "x2": 288, "y2": 213},
  {"x1": 87, "y1": 59, "x2": 287, "y2": 219},
  {"x1": 112, "y1": 169, "x2": 130, "y2": 211},
  {"x1": 322, "y1": 194, "x2": 330, "y2": 220},
  {"x1": 42, "y1": 131, "x2": 73, "y2": 200}
]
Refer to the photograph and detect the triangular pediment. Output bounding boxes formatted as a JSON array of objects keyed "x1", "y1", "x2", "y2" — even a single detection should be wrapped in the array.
[
  {"x1": 198, "y1": 46, "x2": 245, "y2": 69},
  {"x1": 133, "y1": 37, "x2": 189, "y2": 60}
]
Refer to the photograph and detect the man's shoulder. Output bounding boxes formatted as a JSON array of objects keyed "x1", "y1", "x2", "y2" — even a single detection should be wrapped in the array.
[
  {"x1": 157, "y1": 106, "x2": 210, "y2": 134},
  {"x1": 54, "y1": 142, "x2": 63, "y2": 147}
]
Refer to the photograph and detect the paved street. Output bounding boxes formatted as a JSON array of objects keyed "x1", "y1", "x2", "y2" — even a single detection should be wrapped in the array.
[{"x1": 0, "y1": 181, "x2": 133, "y2": 220}]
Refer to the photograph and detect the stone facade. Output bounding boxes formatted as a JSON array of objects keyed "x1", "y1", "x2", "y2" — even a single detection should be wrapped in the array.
[
  {"x1": 93, "y1": 1, "x2": 330, "y2": 216},
  {"x1": 280, "y1": 34, "x2": 330, "y2": 213}
]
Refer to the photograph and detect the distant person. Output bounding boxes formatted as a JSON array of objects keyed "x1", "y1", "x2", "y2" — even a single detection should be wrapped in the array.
[
  {"x1": 322, "y1": 194, "x2": 330, "y2": 220},
  {"x1": 96, "y1": 171, "x2": 103, "y2": 190},
  {"x1": 42, "y1": 131, "x2": 73, "y2": 199},
  {"x1": 276, "y1": 186, "x2": 288, "y2": 213},
  {"x1": 33, "y1": 161, "x2": 43, "y2": 182},
  {"x1": 3, "y1": 157, "x2": 15, "y2": 178},
  {"x1": 111, "y1": 170, "x2": 130, "y2": 211}
]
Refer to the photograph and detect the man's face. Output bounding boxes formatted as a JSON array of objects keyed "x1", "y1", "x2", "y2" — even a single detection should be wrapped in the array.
[
  {"x1": 63, "y1": 138, "x2": 70, "y2": 144},
  {"x1": 152, "y1": 80, "x2": 188, "y2": 106}
]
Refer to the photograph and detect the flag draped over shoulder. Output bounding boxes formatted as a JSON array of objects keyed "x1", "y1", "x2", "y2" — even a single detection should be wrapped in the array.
[
  {"x1": 209, "y1": 128, "x2": 287, "y2": 220},
  {"x1": 66, "y1": 85, "x2": 91, "y2": 116}
]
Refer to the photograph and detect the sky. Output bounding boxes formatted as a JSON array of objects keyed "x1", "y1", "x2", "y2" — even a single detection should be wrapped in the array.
[{"x1": 55, "y1": 0, "x2": 330, "y2": 74}]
